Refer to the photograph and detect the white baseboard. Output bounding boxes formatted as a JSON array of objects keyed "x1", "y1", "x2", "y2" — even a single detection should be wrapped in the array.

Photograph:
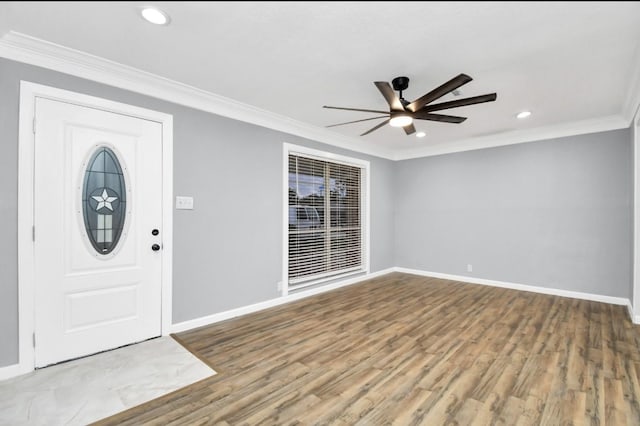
[
  {"x1": 4, "y1": 265, "x2": 635, "y2": 381},
  {"x1": 173, "y1": 266, "x2": 637, "y2": 334},
  {"x1": 394, "y1": 267, "x2": 632, "y2": 308},
  {"x1": 0, "y1": 362, "x2": 26, "y2": 381},
  {"x1": 627, "y1": 302, "x2": 639, "y2": 324},
  {"x1": 171, "y1": 268, "x2": 394, "y2": 334}
]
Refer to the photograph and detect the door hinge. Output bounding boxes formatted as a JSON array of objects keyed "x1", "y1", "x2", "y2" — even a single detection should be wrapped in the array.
[
  {"x1": 32, "y1": 332, "x2": 36, "y2": 348},
  {"x1": 32, "y1": 226, "x2": 35, "y2": 242},
  {"x1": 32, "y1": 117, "x2": 36, "y2": 134}
]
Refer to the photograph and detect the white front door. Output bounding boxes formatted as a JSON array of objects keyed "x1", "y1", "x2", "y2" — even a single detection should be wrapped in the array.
[{"x1": 33, "y1": 97, "x2": 163, "y2": 367}]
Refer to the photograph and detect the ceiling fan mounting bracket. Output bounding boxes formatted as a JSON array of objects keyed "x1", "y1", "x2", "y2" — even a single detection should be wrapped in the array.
[{"x1": 391, "y1": 76, "x2": 410, "y2": 92}]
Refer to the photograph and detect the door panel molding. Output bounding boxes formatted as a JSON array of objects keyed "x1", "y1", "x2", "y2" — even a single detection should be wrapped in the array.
[{"x1": 18, "y1": 81, "x2": 173, "y2": 374}]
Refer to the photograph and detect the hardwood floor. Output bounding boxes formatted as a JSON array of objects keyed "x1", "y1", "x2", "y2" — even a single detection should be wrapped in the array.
[{"x1": 95, "y1": 273, "x2": 640, "y2": 425}]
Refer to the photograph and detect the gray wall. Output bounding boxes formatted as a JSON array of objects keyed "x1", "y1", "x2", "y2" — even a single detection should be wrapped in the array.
[
  {"x1": 0, "y1": 55, "x2": 634, "y2": 369},
  {"x1": 0, "y1": 57, "x2": 395, "y2": 367},
  {"x1": 394, "y1": 129, "x2": 633, "y2": 298},
  {"x1": 0, "y1": 58, "x2": 20, "y2": 368}
]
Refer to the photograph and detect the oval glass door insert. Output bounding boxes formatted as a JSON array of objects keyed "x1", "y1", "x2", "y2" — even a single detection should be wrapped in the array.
[{"x1": 82, "y1": 146, "x2": 127, "y2": 255}]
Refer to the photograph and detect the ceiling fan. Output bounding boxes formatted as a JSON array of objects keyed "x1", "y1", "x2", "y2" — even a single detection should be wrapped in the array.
[{"x1": 323, "y1": 74, "x2": 497, "y2": 136}]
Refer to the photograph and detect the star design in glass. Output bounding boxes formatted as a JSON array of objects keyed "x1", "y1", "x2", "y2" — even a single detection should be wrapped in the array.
[{"x1": 92, "y1": 188, "x2": 118, "y2": 211}]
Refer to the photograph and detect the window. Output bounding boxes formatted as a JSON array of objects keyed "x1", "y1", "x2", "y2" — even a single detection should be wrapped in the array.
[
  {"x1": 82, "y1": 146, "x2": 127, "y2": 255},
  {"x1": 286, "y1": 145, "x2": 368, "y2": 288}
]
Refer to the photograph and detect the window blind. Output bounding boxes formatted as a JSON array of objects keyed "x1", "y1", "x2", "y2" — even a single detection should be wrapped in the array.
[{"x1": 288, "y1": 153, "x2": 363, "y2": 285}]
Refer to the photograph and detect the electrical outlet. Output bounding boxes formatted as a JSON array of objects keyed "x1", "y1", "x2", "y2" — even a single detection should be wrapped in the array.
[
  {"x1": 467, "y1": 264, "x2": 473, "y2": 272},
  {"x1": 277, "y1": 281, "x2": 283, "y2": 291},
  {"x1": 175, "y1": 196, "x2": 194, "y2": 210}
]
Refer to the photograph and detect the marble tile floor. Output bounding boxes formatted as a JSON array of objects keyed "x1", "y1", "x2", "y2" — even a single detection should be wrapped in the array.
[{"x1": 0, "y1": 336, "x2": 216, "y2": 426}]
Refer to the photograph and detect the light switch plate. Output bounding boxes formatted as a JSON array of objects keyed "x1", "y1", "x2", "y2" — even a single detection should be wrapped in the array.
[{"x1": 176, "y1": 196, "x2": 194, "y2": 210}]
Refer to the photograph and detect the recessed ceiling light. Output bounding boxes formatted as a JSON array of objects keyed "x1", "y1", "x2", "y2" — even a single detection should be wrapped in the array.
[
  {"x1": 416, "y1": 132, "x2": 426, "y2": 138},
  {"x1": 516, "y1": 110, "x2": 531, "y2": 119},
  {"x1": 141, "y1": 7, "x2": 170, "y2": 25}
]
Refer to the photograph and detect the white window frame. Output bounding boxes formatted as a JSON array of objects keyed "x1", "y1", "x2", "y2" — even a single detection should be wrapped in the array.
[
  {"x1": 634, "y1": 107, "x2": 640, "y2": 324},
  {"x1": 282, "y1": 143, "x2": 370, "y2": 295}
]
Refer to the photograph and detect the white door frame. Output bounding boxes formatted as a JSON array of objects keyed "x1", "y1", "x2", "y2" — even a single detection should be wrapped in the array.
[
  {"x1": 634, "y1": 107, "x2": 640, "y2": 324},
  {"x1": 17, "y1": 81, "x2": 173, "y2": 375}
]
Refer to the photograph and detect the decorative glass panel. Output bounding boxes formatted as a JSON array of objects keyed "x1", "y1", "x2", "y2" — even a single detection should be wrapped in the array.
[{"x1": 82, "y1": 147, "x2": 127, "y2": 255}]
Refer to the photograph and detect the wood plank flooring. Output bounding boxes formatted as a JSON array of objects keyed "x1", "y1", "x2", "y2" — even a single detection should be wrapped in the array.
[{"x1": 95, "y1": 272, "x2": 640, "y2": 425}]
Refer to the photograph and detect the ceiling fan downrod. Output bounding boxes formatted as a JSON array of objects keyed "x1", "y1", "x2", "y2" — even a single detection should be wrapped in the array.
[{"x1": 391, "y1": 76, "x2": 410, "y2": 101}]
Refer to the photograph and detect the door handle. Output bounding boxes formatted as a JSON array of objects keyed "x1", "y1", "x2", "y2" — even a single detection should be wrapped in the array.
[{"x1": 151, "y1": 244, "x2": 161, "y2": 251}]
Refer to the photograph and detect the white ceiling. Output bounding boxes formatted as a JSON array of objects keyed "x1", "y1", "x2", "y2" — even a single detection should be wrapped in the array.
[{"x1": 2, "y1": 1, "x2": 640, "y2": 157}]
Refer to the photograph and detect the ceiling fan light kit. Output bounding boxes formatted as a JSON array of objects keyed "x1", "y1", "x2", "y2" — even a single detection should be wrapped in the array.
[
  {"x1": 389, "y1": 114, "x2": 413, "y2": 127},
  {"x1": 324, "y1": 74, "x2": 497, "y2": 137}
]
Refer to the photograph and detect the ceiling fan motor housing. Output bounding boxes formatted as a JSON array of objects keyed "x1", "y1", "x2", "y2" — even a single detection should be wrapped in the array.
[{"x1": 392, "y1": 76, "x2": 410, "y2": 92}]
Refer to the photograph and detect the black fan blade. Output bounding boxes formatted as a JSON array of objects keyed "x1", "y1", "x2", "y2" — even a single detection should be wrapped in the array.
[
  {"x1": 374, "y1": 82, "x2": 404, "y2": 111},
  {"x1": 412, "y1": 112, "x2": 467, "y2": 123},
  {"x1": 419, "y1": 93, "x2": 497, "y2": 113},
  {"x1": 361, "y1": 119, "x2": 390, "y2": 136},
  {"x1": 406, "y1": 74, "x2": 473, "y2": 112},
  {"x1": 326, "y1": 115, "x2": 389, "y2": 128},
  {"x1": 403, "y1": 123, "x2": 416, "y2": 135},
  {"x1": 323, "y1": 105, "x2": 389, "y2": 114}
]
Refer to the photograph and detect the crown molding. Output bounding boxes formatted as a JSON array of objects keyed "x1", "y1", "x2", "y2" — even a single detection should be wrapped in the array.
[
  {"x1": 0, "y1": 31, "x2": 633, "y2": 162},
  {"x1": 392, "y1": 115, "x2": 629, "y2": 160},
  {"x1": 0, "y1": 31, "x2": 395, "y2": 160}
]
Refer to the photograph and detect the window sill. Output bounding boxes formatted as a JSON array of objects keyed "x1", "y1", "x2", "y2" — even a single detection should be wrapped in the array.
[{"x1": 288, "y1": 268, "x2": 366, "y2": 291}]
